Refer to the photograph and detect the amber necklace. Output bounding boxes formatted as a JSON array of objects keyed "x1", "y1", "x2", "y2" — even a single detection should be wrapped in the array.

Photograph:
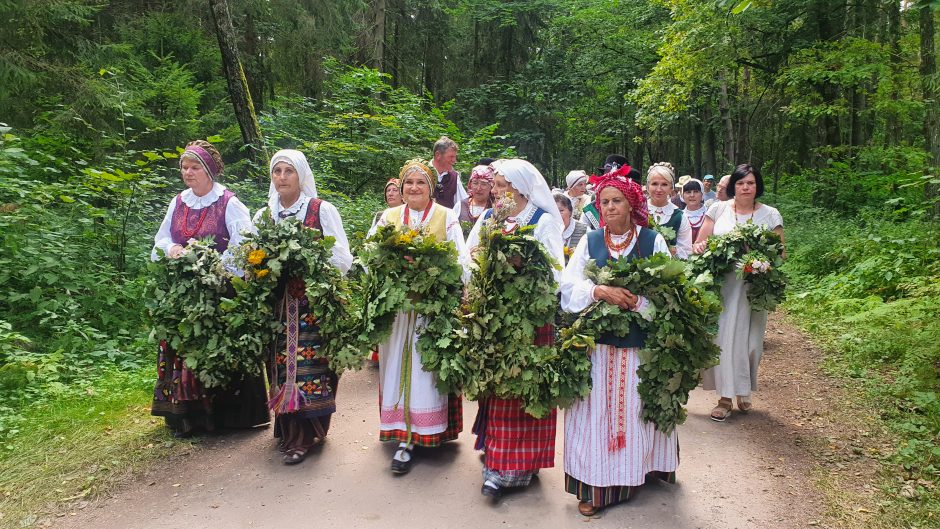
[{"x1": 604, "y1": 225, "x2": 636, "y2": 254}]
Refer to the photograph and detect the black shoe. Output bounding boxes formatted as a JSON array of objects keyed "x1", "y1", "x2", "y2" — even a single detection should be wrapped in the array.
[
  {"x1": 481, "y1": 483, "x2": 502, "y2": 499},
  {"x1": 390, "y1": 450, "x2": 413, "y2": 475}
]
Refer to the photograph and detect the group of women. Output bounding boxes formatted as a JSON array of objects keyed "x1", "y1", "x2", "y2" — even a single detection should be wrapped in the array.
[{"x1": 150, "y1": 140, "x2": 784, "y2": 517}]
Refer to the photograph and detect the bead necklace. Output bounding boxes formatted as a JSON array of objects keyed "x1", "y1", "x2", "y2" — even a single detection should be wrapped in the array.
[
  {"x1": 179, "y1": 205, "x2": 210, "y2": 239},
  {"x1": 403, "y1": 200, "x2": 434, "y2": 229},
  {"x1": 604, "y1": 225, "x2": 636, "y2": 254},
  {"x1": 732, "y1": 201, "x2": 759, "y2": 224}
]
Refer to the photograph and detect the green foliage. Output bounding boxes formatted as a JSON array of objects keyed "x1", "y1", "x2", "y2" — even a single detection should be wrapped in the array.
[
  {"x1": 356, "y1": 223, "x2": 465, "y2": 353},
  {"x1": 425, "y1": 220, "x2": 588, "y2": 419},
  {"x1": 560, "y1": 253, "x2": 721, "y2": 434},
  {"x1": 227, "y1": 214, "x2": 363, "y2": 373},
  {"x1": 688, "y1": 221, "x2": 787, "y2": 311},
  {"x1": 147, "y1": 240, "x2": 253, "y2": 388},
  {"x1": 782, "y1": 203, "x2": 940, "y2": 523}
]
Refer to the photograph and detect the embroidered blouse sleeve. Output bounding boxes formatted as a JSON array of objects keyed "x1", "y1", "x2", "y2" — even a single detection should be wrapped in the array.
[
  {"x1": 151, "y1": 199, "x2": 177, "y2": 262},
  {"x1": 559, "y1": 236, "x2": 595, "y2": 313},
  {"x1": 319, "y1": 201, "x2": 353, "y2": 275},
  {"x1": 533, "y1": 213, "x2": 565, "y2": 287},
  {"x1": 705, "y1": 200, "x2": 725, "y2": 221},
  {"x1": 219, "y1": 196, "x2": 253, "y2": 274}
]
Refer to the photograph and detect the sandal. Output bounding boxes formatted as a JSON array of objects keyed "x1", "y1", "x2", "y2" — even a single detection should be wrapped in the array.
[
  {"x1": 578, "y1": 501, "x2": 599, "y2": 517},
  {"x1": 282, "y1": 449, "x2": 307, "y2": 465},
  {"x1": 736, "y1": 396, "x2": 752, "y2": 413},
  {"x1": 710, "y1": 399, "x2": 733, "y2": 422}
]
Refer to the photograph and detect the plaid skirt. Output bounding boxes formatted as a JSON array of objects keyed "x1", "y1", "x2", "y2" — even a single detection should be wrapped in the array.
[{"x1": 472, "y1": 323, "x2": 557, "y2": 471}]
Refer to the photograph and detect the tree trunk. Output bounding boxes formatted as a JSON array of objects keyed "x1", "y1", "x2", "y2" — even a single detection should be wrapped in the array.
[
  {"x1": 921, "y1": 5, "x2": 940, "y2": 216},
  {"x1": 633, "y1": 130, "x2": 645, "y2": 174},
  {"x1": 705, "y1": 114, "x2": 718, "y2": 175},
  {"x1": 719, "y1": 73, "x2": 735, "y2": 165},
  {"x1": 208, "y1": 0, "x2": 265, "y2": 166},
  {"x1": 886, "y1": 0, "x2": 902, "y2": 145},
  {"x1": 693, "y1": 119, "x2": 703, "y2": 178}
]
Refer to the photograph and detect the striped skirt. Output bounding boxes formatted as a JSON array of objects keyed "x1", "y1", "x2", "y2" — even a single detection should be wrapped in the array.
[{"x1": 564, "y1": 344, "x2": 679, "y2": 507}]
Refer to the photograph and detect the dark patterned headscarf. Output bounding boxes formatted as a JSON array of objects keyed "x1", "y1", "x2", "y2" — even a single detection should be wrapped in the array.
[{"x1": 589, "y1": 165, "x2": 649, "y2": 228}]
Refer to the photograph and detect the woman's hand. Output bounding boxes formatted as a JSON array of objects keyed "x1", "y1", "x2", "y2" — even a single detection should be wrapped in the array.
[
  {"x1": 594, "y1": 285, "x2": 638, "y2": 310},
  {"x1": 692, "y1": 240, "x2": 708, "y2": 254},
  {"x1": 168, "y1": 244, "x2": 185, "y2": 259}
]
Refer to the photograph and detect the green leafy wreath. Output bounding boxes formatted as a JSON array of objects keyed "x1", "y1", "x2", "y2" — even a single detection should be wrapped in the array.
[
  {"x1": 224, "y1": 214, "x2": 363, "y2": 373},
  {"x1": 687, "y1": 221, "x2": 786, "y2": 311},
  {"x1": 559, "y1": 253, "x2": 722, "y2": 434},
  {"x1": 423, "y1": 210, "x2": 591, "y2": 419},
  {"x1": 147, "y1": 239, "x2": 255, "y2": 388},
  {"x1": 356, "y1": 223, "x2": 464, "y2": 357}
]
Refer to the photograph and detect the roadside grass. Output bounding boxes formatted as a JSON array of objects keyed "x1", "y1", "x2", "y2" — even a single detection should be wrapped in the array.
[
  {"x1": 781, "y1": 203, "x2": 940, "y2": 529},
  {"x1": 0, "y1": 368, "x2": 193, "y2": 528}
]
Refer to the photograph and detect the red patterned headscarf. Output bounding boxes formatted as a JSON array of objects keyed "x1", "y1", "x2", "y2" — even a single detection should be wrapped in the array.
[
  {"x1": 589, "y1": 164, "x2": 649, "y2": 228},
  {"x1": 469, "y1": 164, "x2": 494, "y2": 185}
]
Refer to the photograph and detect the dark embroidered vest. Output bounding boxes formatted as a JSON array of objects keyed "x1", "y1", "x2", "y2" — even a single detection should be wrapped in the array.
[
  {"x1": 170, "y1": 189, "x2": 234, "y2": 252},
  {"x1": 302, "y1": 197, "x2": 323, "y2": 231},
  {"x1": 659, "y1": 209, "x2": 684, "y2": 246},
  {"x1": 586, "y1": 227, "x2": 658, "y2": 349},
  {"x1": 434, "y1": 170, "x2": 459, "y2": 208}
]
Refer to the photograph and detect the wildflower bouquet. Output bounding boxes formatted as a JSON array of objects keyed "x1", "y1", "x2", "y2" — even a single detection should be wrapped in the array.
[
  {"x1": 687, "y1": 222, "x2": 786, "y2": 311},
  {"x1": 356, "y1": 222, "x2": 464, "y2": 353},
  {"x1": 147, "y1": 238, "x2": 247, "y2": 388},
  {"x1": 225, "y1": 214, "x2": 363, "y2": 373},
  {"x1": 424, "y1": 197, "x2": 589, "y2": 419},
  {"x1": 559, "y1": 253, "x2": 721, "y2": 434}
]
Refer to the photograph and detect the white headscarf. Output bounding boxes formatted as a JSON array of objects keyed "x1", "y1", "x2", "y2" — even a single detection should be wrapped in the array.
[
  {"x1": 492, "y1": 158, "x2": 563, "y2": 227},
  {"x1": 267, "y1": 149, "x2": 318, "y2": 217},
  {"x1": 565, "y1": 169, "x2": 588, "y2": 189},
  {"x1": 684, "y1": 178, "x2": 705, "y2": 194}
]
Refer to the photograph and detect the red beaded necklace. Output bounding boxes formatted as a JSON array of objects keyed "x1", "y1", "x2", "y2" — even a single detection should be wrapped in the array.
[
  {"x1": 179, "y1": 204, "x2": 210, "y2": 239},
  {"x1": 604, "y1": 225, "x2": 636, "y2": 254},
  {"x1": 403, "y1": 200, "x2": 434, "y2": 228}
]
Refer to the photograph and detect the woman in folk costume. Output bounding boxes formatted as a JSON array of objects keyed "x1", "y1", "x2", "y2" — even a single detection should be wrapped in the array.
[
  {"x1": 465, "y1": 159, "x2": 565, "y2": 499},
  {"x1": 646, "y1": 162, "x2": 693, "y2": 259},
  {"x1": 254, "y1": 149, "x2": 353, "y2": 465},
  {"x1": 368, "y1": 159, "x2": 470, "y2": 475},
  {"x1": 681, "y1": 178, "x2": 708, "y2": 242},
  {"x1": 150, "y1": 140, "x2": 268, "y2": 437},
  {"x1": 458, "y1": 164, "x2": 495, "y2": 224},
  {"x1": 694, "y1": 164, "x2": 784, "y2": 422},
  {"x1": 560, "y1": 172, "x2": 677, "y2": 517},
  {"x1": 563, "y1": 169, "x2": 592, "y2": 220}
]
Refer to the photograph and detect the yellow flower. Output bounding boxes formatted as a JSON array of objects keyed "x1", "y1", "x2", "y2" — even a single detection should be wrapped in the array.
[
  {"x1": 563, "y1": 246, "x2": 573, "y2": 257},
  {"x1": 255, "y1": 268, "x2": 270, "y2": 279},
  {"x1": 247, "y1": 249, "x2": 267, "y2": 265},
  {"x1": 398, "y1": 232, "x2": 413, "y2": 245}
]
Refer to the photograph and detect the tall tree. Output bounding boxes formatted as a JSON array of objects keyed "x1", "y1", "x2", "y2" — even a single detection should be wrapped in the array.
[
  {"x1": 208, "y1": 0, "x2": 265, "y2": 164},
  {"x1": 921, "y1": 3, "x2": 940, "y2": 216}
]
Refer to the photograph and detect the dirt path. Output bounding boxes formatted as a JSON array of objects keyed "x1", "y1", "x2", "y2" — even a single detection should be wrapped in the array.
[{"x1": 51, "y1": 314, "x2": 868, "y2": 529}]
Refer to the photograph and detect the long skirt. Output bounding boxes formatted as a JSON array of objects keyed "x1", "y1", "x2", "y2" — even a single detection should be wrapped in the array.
[
  {"x1": 701, "y1": 272, "x2": 769, "y2": 398},
  {"x1": 473, "y1": 323, "x2": 557, "y2": 487},
  {"x1": 564, "y1": 344, "x2": 679, "y2": 508},
  {"x1": 151, "y1": 341, "x2": 269, "y2": 435},
  {"x1": 378, "y1": 310, "x2": 462, "y2": 446},
  {"x1": 268, "y1": 294, "x2": 340, "y2": 452}
]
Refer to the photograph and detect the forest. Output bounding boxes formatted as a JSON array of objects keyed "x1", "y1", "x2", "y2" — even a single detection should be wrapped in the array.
[{"x1": 0, "y1": 0, "x2": 938, "y2": 526}]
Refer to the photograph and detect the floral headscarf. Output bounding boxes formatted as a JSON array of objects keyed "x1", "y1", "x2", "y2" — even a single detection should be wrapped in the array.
[{"x1": 589, "y1": 165, "x2": 649, "y2": 228}]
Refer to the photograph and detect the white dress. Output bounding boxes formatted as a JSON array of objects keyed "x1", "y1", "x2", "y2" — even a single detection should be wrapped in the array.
[
  {"x1": 367, "y1": 204, "x2": 470, "y2": 440},
  {"x1": 559, "y1": 229, "x2": 679, "y2": 488},
  {"x1": 700, "y1": 201, "x2": 784, "y2": 398}
]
